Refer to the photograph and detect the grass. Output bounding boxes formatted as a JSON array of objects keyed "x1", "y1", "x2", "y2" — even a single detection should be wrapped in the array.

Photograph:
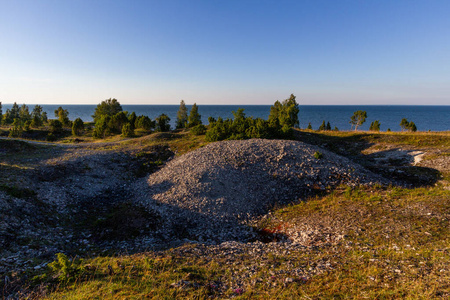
[
  {"x1": 22, "y1": 185, "x2": 449, "y2": 299},
  {"x1": 2, "y1": 129, "x2": 449, "y2": 299}
]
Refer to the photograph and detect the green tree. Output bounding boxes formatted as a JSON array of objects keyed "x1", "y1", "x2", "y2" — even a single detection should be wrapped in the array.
[
  {"x1": 408, "y1": 121, "x2": 417, "y2": 132},
  {"x1": 400, "y1": 118, "x2": 409, "y2": 131},
  {"x1": 8, "y1": 118, "x2": 23, "y2": 137},
  {"x1": 176, "y1": 100, "x2": 188, "y2": 129},
  {"x1": 31, "y1": 105, "x2": 44, "y2": 127},
  {"x1": 121, "y1": 123, "x2": 134, "y2": 137},
  {"x1": 92, "y1": 98, "x2": 122, "y2": 123},
  {"x1": 128, "y1": 112, "x2": 137, "y2": 130},
  {"x1": 54, "y1": 107, "x2": 71, "y2": 127},
  {"x1": 135, "y1": 115, "x2": 154, "y2": 131},
  {"x1": 19, "y1": 104, "x2": 31, "y2": 122},
  {"x1": 156, "y1": 114, "x2": 171, "y2": 132},
  {"x1": 267, "y1": 94, "x2": 299, "y2": 137},
  {"x1": 350, "y1": 110, "x2": 367, "y2": 131},
  {"x1": 188, "y1": 103, "x2": 202, "y2": 128},
  {"x1": 318, "y1": 120, "x2": 326, "y2": 131},
  {"x1": 41, "y1": 111, "x2": 48, "y2": 124},
  {"x1": 326, "y1": 121, "x2": 331, "y2": 131},
  {"x1": 109, "y1": 111, "x2": 129, "y2": 133},
  {"x1": 369, "y1": 120, "x2": 381, "y2": 131},
  {"x1": 3, "y1": 102, "x2": 19, "y2": 125},
  {"x1": 49, "y1": 119, "x2": 63, "y2": 133},
  {"x1": 307, "y1": 122, "x2": 312, "y2": 130},
  {"x1": 93, "y1": 115, "x2": 111, "y2": 139},
  {"x1": 72, "y1": 118, "x2": 84, "y2": 136}
]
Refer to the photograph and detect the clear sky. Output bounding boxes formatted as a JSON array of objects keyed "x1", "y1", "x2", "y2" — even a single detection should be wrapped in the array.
[{"x1": 1, "y1": 0, "x2": 449, "y2": 105}]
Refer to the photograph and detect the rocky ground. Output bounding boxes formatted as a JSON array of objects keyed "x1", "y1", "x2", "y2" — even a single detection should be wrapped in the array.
[{"x1": 0, "y1": 133, "x2": 448, "y2": 298}]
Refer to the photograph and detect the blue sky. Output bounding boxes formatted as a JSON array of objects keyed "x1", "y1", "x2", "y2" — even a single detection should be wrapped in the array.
[{"x1": 1, "y1": 0, "x2": 449, "y2": 105}]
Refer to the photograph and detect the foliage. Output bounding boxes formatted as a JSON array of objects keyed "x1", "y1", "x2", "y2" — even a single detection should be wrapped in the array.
[
  {"x1": 92, "y1": 115, "x2": 111, "y2": 139},
  {"x1": 190, "y1": 124, "x2": 207, "y2": 136},
  {"x1": 135, "y1": 115, "x2": 154, "y2": 131},
  {"x1": 128, "y1": 112, "x2": 137, "y2": 130},
  {"x1": 349, "y1": 110, "x2": 367, "y2": 130},
  {"x1": 72, "y1": 118, "x2": 84, "y2": 136},
  {"x1": 92, "y1": 98, "x2": 123, "y2": 123},
  {"x1": 121, "y1": 123, "x2": 134, "y2": 137},
  {"x1": 307, "y1": 122, "x2": 312, "y2": 130},
  {"x1": 313, "y1": 151, "x2": 323, "y2": 159},
  {"x1": 8, "y1": 118, "x2": 23, "y2": 137},
  {"x1": 2, "y1": 102, "x2": 19, "y2": 125},
  {"x1": 19, "y1": 104, "x2": 31, "y2": 122},
  {"x1": 49, "y1": 119, "x2": 63, "y2": 133},
  {"x1": 369, "y1": 120, "x2": 381, "y2": 131},
  {"x1": 326, "y1": 121, "x2": 331, "y2": 131},
  {"x1": 400, "y1": 118, "x2": 417, "y2": 132},
  {"x1": 334, "y1": 126, "x2": 339, "y2": 131},
  {"x1": 54, "y1": 107, "x2": 71, "y2": 127},
  {"x1": 156, "y1": 114, "x2": 171, "y2": 132},
  {"x1": 48, "y1": 253, "x2": 84, "y2": 283},
  {"x1": 268, "y1": 94, "x2": 299, "y2": 137},
  {"x1": 188, "y1": 103, "x2": 202, "y2": 128},
  {"x1": 176, "y1": 100, "x2": 188, "y2": 129},
  {"x1": 318, "y1": 120, "x2": 326, "y2": 131},
  {"x1": 109, "y1": 111, "x2": 129, "y2": 133},
  {"x1": 31, "y1": 105, "x2": 45, "y2": 127}
]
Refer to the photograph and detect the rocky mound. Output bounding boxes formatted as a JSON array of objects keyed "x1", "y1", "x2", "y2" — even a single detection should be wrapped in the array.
[{"x1": 134, "y1": 139, "x2": 388, "y2": 242}]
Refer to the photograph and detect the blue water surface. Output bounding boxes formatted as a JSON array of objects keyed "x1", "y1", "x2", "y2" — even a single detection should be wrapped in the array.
[{"x1": 1, "y1": 104, "x2": 449, "y2": 131}]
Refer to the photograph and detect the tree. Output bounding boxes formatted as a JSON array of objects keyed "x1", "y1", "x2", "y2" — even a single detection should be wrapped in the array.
[
  {"x1": 307, "y1": 122, "x2": 312, "y2": 130},
  {"x1": 19, "y1": 104, "x2": 31, "y2": 122},
  {"x1": 93, "y1": 115, "x2": 111, "y2": 139},
  {"x1": 176, "y1": 100, "x2": 188, "y2": 129},
  {"x1": 400, "y1": 118, "x2": 409, "y2": 131},
  {"x1": 31, "y1": 105, "x2": 44, "y2": 128},
  {"x1": 121, "y1": 123, "x2": 134, "y2": 137},
  {"x1": 49, "y1": 119, "x2": 63, "y2": 133},
  {"x1": 135, "y1": 115, "x2": 154, "y2": 131},
  {"x1": 128, "y1": 112, "x2": 137, "y2": 130},
  {"x1": 92, "y1": 98, "x2": 122, "y2": 123},
  {"x1": 326, "y1": 121, "x2": 331, "y2": 131},
  {"x1": 350, "y1": 110, "x2": 367, "y2": 131},
  {"x1": 72, "y1": 118, "x2": 84, "y2": 136},
  {"x1": 54, "y1": 107, "x2": 70, "y2": 127},
  {"x1": 267, "y1": 94, "x2": 299, "y2": 137},
  {"x1": 400, "y1": 118, "x2": 417, "y2": 132},
  {"x1": 109, "y1": 111, "x2": 129, "y2": 133},
  {"x1": 188, "y1": 103, "x2": 202, "y2": 128},
  {"x1": 41, "y1": 111, "x2": 48, "y2": 124},
  {"x1": 156, "y1": 114, "x2": 171, "y2": 132},
  {"x1": 8, "y1": 118, "x2": 23, "y2": 137},
  {"x1": 369, "y1": 120, "x2": 381, "y2": 131},
  {"x1": 318, "y1": 120, "x2": 326, "y2": 131}
]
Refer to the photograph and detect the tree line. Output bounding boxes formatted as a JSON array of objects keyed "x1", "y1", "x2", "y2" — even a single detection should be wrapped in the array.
[{"x1": 0, "y1": 98, "x2": 419, "y2": 141}]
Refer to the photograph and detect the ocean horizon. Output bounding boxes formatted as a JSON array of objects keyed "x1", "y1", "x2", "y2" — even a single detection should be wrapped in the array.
[{"x1": 2, "y1": 104, "x2": 449, "y2": 132}]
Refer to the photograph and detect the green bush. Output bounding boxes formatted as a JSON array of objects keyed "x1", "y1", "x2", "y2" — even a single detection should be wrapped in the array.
[
  {"x1": 190, "y1": 124, "x2": 207, "y2": 135},
  {"x1": 48, "y1": 253, "x2": 84, "y2": 283},
  {"x1": 314, "y1": 151, "x2": 323, "y2": 159}
]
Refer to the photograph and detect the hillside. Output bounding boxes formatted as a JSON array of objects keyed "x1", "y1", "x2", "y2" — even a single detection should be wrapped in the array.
[{"x1": 0, "y1": 130, "x2": 449, "y2": 299}]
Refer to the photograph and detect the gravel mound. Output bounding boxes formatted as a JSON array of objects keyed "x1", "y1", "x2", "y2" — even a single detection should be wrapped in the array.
[{"x1": 134, "y1": 139, "x2": 387, "y2": 242}]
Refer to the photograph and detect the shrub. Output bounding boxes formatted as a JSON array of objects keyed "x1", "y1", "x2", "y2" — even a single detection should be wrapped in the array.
[
  {"x1": 190, "y1": 124, "x2": 207, "y2": 135},
  {"x1": 72, "y1": 118, "x2": 84, "y2": 136},
  {"x1": 314, "y1": 151, "x2": 323, "y2": 159},
  {"x1": 122, "y1": 123, "x2": 134, "y2": 137}
]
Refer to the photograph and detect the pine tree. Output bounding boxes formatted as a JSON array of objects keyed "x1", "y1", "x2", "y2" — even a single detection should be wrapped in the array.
[
  {"x1": 318, "y1": 120, "x2": 326, "y2": 131},
  {"x1": 350, "y1": 110, "x2": 367, "y2": 130},
  {"x1": 176, "y1": 100, "x2": 188, "y2": 129},
  {"x1": 188, "y1": 103, "x2": 202, "y2": 128},
  {"x1": 326, "y1": 121, "x2": 331, "y2": 131},
  {"x1": 307, "y1": 122, "x2": 312, "y2": 130}
]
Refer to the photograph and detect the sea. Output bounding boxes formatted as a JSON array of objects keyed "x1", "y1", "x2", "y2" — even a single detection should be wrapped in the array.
[{"x1": 1, "y1": 104, "x2": 449, "y2": 132}]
